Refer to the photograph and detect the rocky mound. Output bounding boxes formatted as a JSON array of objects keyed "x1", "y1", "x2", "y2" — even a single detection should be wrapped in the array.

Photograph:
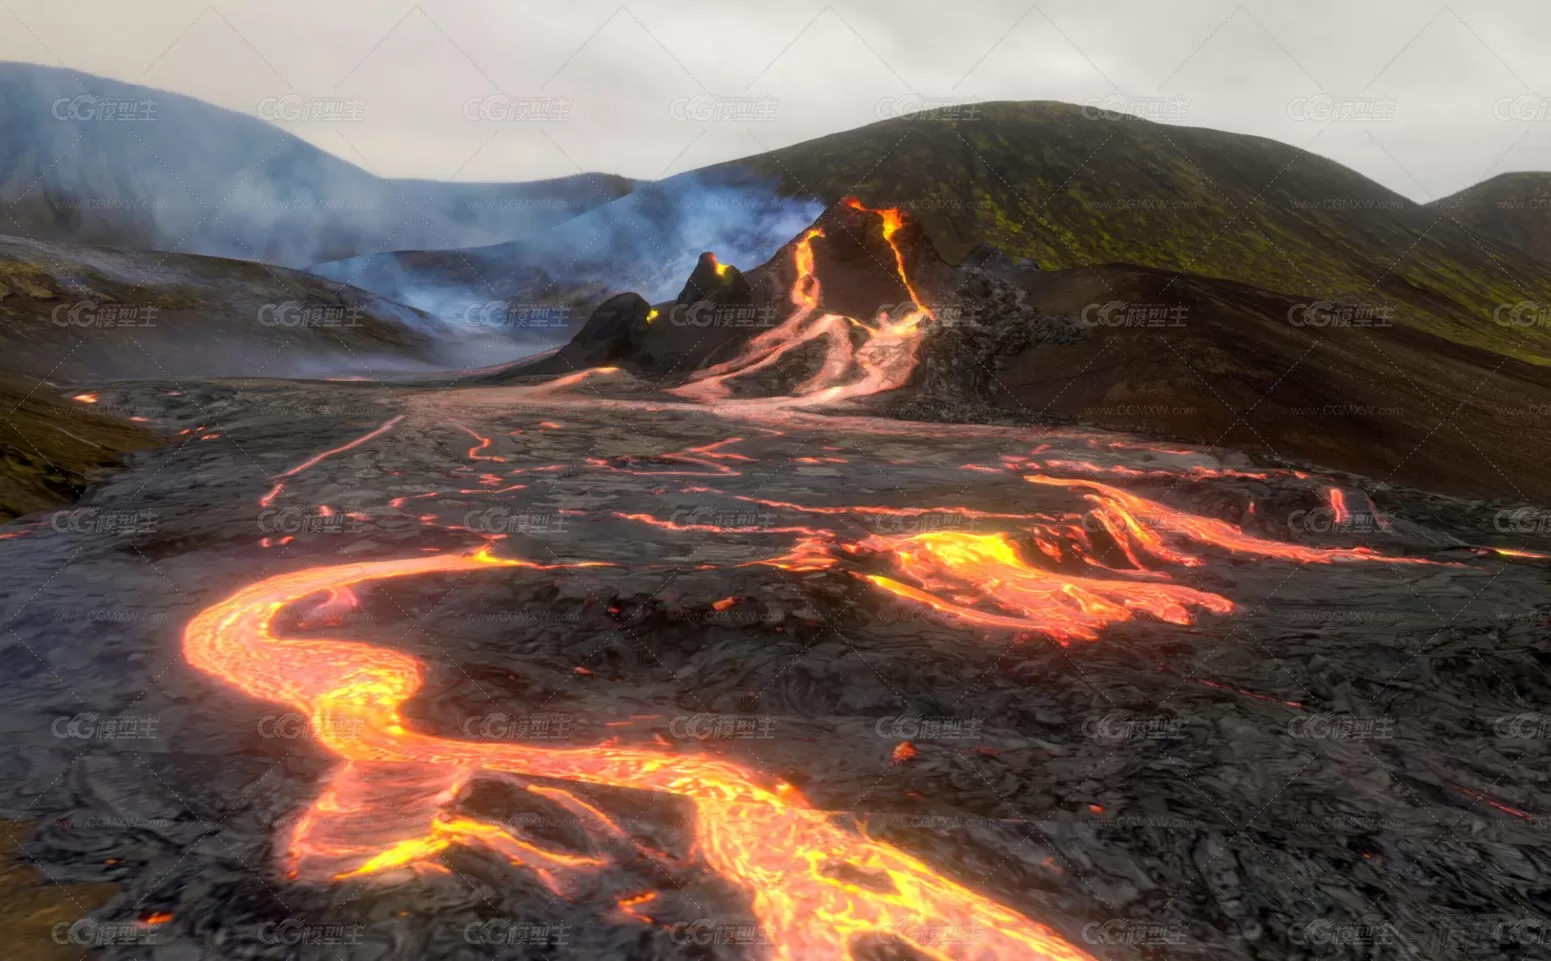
[{"x1": 0, "y1": 234, "x2": 523, "y2": 381}]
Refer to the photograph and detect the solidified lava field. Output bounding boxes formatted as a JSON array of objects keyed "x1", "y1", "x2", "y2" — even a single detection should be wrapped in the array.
[{"x1": 3, "y1": 367, "x2": 1550, "y2": 961}]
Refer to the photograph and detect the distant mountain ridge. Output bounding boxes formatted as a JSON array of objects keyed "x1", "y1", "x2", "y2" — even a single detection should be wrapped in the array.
[
  {"x1": 0, "y1": 62, "x2": 634, "y2": 268},
  {"x1": 1430, "y1": 172, "x2": 1551, "y2": 268},
  {"x1": 704, "y1": 101, "x2": 1551, "y2": 364},
  {"x1": 310, "y1": 168, "x2": 825, "y2": 321},
  {"x1": 313, "y1": 101, "x2": 1551, "y2": 366}
]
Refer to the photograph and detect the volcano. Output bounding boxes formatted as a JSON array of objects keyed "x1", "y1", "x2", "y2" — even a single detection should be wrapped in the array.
[
  {"x1": 6, "y1": 102, "x2": 1551, "y2": 961},
  {"x1": 483, "y1": 197, "x2": 1551, "y2": 504},
  {"x1": 489, "y1": 197, "x2": 1077, "y2": 413}
]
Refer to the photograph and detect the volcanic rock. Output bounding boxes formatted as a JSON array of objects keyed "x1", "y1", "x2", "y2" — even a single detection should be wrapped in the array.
[
  {"x1": 504, "y1": 198, "x2": 1090, "y2": 414},
  {"x1": 486, "y1": 292, "x2": 650, "y2": 377},
  {"x1": 899, "y1": 267, "x2": 1083, "y2": 406},
  {"x1": 961, "y1": 242, "x2": 1041, "y2": 277},
  {"x1": 674, "y1": 251, "x2": 752, "y2": 305}
]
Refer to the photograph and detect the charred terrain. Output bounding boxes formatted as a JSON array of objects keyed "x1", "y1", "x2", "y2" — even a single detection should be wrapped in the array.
[
  {"x1": 1, "y1": 86, "x2": 1550, "y2": 961},
  {"x1": 1, "y1": 193, "x2": 1549, "y2": 961}
]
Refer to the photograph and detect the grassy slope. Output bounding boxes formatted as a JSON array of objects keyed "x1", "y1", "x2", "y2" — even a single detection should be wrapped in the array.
[
  {"x1": 0, "y1": 369, "x2": 163, "y2": 520},
  {"x1": 1429, "y1": 172, "x2": 1551, "y2": 267},
  {"x1": 707, "y1": 101, "x2": 1551, "y2": 363},
  {"x1": 0, "y1": 820, "x2": 118, "y2": 961}
]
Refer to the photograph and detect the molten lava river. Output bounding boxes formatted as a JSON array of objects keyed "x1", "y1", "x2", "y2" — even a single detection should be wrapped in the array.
[{"x1": 20, "y1": 201, "x2": 1545, "y2": 961}]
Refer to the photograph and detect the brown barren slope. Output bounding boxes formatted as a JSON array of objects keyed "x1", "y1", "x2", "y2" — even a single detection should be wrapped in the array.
[{"x1": 995, "y1": 264, "x2": 1551, "y2": 502}]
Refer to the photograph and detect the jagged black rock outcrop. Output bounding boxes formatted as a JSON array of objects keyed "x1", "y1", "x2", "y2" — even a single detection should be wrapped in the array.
[{"x1": 495, "y1": 292, "x2": 650, "y2": 376}]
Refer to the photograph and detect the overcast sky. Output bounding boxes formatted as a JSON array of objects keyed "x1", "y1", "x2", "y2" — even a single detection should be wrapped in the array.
[{"x1": 6, "y1": 0, "x2": 1551, "y2": 200}]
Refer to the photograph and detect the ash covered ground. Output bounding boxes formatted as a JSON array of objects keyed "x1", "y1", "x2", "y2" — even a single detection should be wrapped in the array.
[{"x1": 1, "y1": 368, "x2": 1549, "y2": 961}]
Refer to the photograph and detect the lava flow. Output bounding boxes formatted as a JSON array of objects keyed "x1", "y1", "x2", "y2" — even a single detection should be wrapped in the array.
[
  {"x1": 259, "y1": 414, "x2": 406, "y2": 507},
  {"x1": 857, "y1": 530, "x2": 1234, "y2": 643},
  {"x1": 740, "y1": 476, "x2": 1448, "y2": 640},
  {"x1": 670, "y1": 200, "x2": 934, "y2": 410},
  {"x1": 1025, "y1": 476, "x2": 1437, "y2": 567},
  {"x1": 184, "y1": 549, "x2": 1097, "y2": 961}
]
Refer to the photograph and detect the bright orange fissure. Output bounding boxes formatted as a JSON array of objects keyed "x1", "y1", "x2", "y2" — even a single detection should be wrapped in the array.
[
  {"x1": 183, "y1": 547, "x2": 1097, "y2": 961},
  {"x1": 669, "y1": 201, "x2": 935, "y2": 410}
]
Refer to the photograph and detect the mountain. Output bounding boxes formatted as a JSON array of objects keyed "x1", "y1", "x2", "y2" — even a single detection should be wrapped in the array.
[
  {"x1": 1429, "y1": 172, "x2": 1551, "y2": 267},
  {"x1": 309, "y1": 168, "x2": 823, "y2": 320},
  {"x1": 316, "y1": 101, "x2": 1551, "y2": 367},
  {"x1": 0, "y1": 233, "x2": 523, "y2": 381},
  {"x1": 0, "y1": 62, "x2": 634, "y2": 267},
  {"x1": 706, "y1": 102, "x2": 1551, "y2": 364}
]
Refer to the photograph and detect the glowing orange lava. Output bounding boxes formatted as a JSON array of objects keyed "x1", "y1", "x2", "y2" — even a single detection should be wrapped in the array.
[
  {"x1": 447, "y1": 419, "x2": 504, "y2": 462},
  {"x1": 522, "y1": 367, "x2": 619, "y2": 394},
  {"x1": 1025, "y1": 476, "x2": 1440, "y2": 567},
  {"x1": 733, "y1": 495, "x2": 1039, "y2": 523},
  {"x1": 184, "y1": 550, "x2": 1098, "y2": 961},
  {"x1": 1326, "y1": 487, "x2": 1351, "y2": 525},
  {"x1": 669, "y1": 200, "x2": 935, "y2": 410},
  {"x1": 586, "y1": 436, "x2": 755, "y2": 476},
  {"x1": 736, "y1": 481, "x2": 1447, "y2": 641},
  {"x1": 857, "y1": 530, "x2": 1234, "y2": 643},
  {"x1": 259, "y1": 415, "x2": 405, "y2": 508},
  {"x1": 1486, "y1": 546, "x2": 1551, "y2": 559},
  {"x1": 843, "y1": 197, "x2": 935, "y2": 323}
]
